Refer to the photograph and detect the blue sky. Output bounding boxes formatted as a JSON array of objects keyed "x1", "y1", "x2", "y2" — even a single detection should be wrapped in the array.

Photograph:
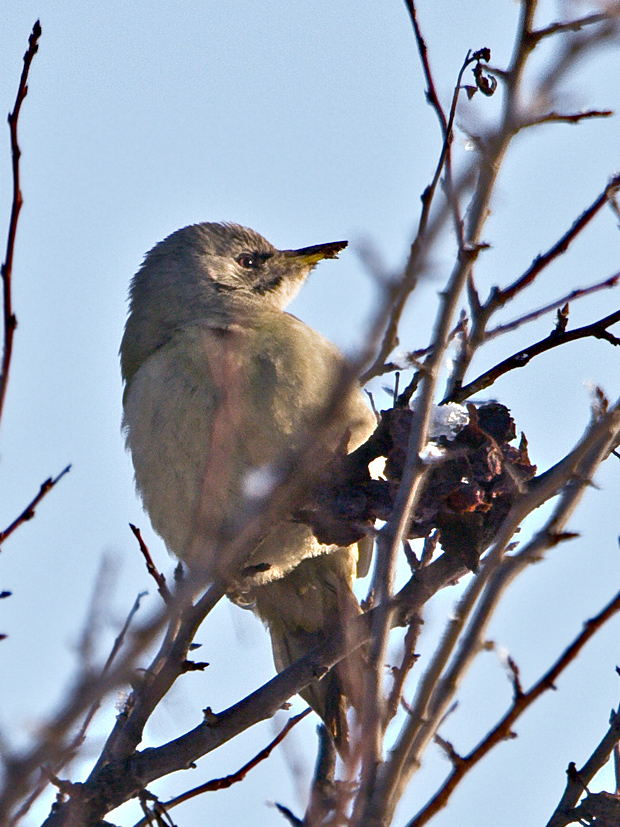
[{"x1": 1, "y1": 2, "x2": 620, "y2": 826}]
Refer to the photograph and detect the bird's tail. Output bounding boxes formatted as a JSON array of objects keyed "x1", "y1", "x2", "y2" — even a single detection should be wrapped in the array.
[{"x1": 253, "y1": 548, "x2": 365, "y2": 755}]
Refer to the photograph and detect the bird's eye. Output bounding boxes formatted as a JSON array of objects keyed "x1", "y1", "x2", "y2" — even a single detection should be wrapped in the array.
[{"x1": 237, "y1": 252, "x2": 259, "y2": 269}]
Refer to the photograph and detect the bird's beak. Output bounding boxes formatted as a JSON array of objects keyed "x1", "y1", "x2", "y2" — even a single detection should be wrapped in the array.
[{"x1": 282, "y1": 240, "x2": 348, "y2": 264}]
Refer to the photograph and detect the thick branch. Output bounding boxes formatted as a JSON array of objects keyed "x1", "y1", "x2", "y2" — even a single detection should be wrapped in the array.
[
  {"x1": 131, "y1": 709, "x2": 311, "y2": 826},
  {"x1": 38, "y1": 554, "x2": 466, "y2": 827}
]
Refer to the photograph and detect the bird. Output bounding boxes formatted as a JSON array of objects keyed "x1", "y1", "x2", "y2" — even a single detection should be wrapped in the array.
[{"x1": 120, "y1": 221, "x2": 376, "y2": 750}]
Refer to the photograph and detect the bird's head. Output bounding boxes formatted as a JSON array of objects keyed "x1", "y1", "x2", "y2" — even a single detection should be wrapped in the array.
[{"x1": 121, "y1": 222, "x2": 347, "y2": 382}]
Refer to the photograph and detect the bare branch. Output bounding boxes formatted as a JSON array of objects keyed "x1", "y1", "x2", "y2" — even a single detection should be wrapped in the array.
[
  {"x1": 352, "y1": 6, "x2": 545, "y2": 820},
  {"x1": 76, "y1": 591, "x2": 148, "y2": 744},
  {"x1": 36, "y1": 554, "x2": 468, "y2": 826},
  {"x1": 524, "y1": 108, "x2": 613, "y2": 127},
  {"x1": 0, "y1": 465, "x2": 71, "y2": 547},
  {"x1": 8, "y1": 592, "x2": 149, "y2": 826},
  {"x1": 532, "y1": 12, "x2": 614, "y2": 43},
  {"x1": 356, "y1": 39, "x2": 496, "y2": 805},
  {"x1": 447, "y1": 172, "x2": 620, "y2": 397},
  {"x1": 485, "y1": 272, "x2": 620, "y2": 341},
  {"x1": 131, "y1": 709, "x2": 311, "y2": 827},
  {"x1": 361, "y1": 39, "x2": 486, "y2": 383},
  {"x1": 5, "y1": 6, "x2": 620, "y2": 827},
  {"x1": 409, "y1": 589, "x2": 620, "y2": 827},
  {"x1": 447, "y1": 307, "x2": 620, "y2": 404},
  {"x1": 403, "y1": 1, "x2": 448, "y2": 135},
  {"x1": 546, "y1": 703, "x2": 620, "y2": 827},
  {"x1": 385, "y1": 618, "x2": 423, "y2": 724},
  {"x1": 0, "y1": 21, "x2": 42, "y2": 430},
  {"x1": 129, "y1": 523, "x2": 172, "y2": 604},
  {"x1": 0, "y1": 584, "x2": 221, "y2": 826},
  {"x1": 363, "y1": 395, "x2": 620, "y2": 826},
  {"x1": 303, "y1": 724, "x2": 340, "y2": 825}
]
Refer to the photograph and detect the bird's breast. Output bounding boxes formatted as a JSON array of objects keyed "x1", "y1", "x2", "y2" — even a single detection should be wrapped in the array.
[{"x1": 122, "y1": 315, "x2": 373, "y2": 578}]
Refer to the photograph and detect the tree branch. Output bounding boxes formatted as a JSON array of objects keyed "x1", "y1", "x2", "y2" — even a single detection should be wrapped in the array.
[
  {"x1": 0, "y1": 465, "x2": 71, "y2": 547},
  {"x1": 446, "y1": 307, "x2": 620, "y2": 404},
  {"x1": 409, "y1": 589, "x2": 620, "y2": 827},
  {"x1": 447, "y1": 172, "x2": 620, "y2": 398},
  {"x1": 38, "y1": 553, "x2": 468, "y2": 826},
  {"x1": 131, "y1": 709, "x2": 311, "y2": 827},
  {"x1": 0, "y1": 20, "x2": 41, "y2": 430},
  {"x1": 546, "y1": 705, "x2": 620, "y2": 827}
]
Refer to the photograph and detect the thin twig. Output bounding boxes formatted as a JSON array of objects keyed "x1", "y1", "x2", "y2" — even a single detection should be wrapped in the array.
[
  {"x1": 0, "y1": 21, "x2": 42, "y2": 429},
  {"x1": 76, "y1": 592, "x2": 148, "y2": 744},
  {"x1": 8, "y1": 593, "x2": 148, "y2": 825},
  {"x1": 403, "y1": 0, "x2": 448, "y2": 134},
  {"x1": 131, "y1": 709, "x2": 311, "y2": 827},
  {"x1": 361, "y1": 12, "x2": 476, "y2": 383},
  {"x1": 532, "y1": 12, "x2": 612, "y2": 43},
  {"x1": 446, "y1": 307, "x2": 620, "y2": 403},
  {"x1": 416, "y1": 270, "x2": 619, "y2": 365},
  {"x1": 485, "y1": 272, "x2": 620, "y2": 341},
  {"x1": 525, "y1": 108, "x2": 613, "y2": 126},
  {"x1": 447, "y1": 172, "x2": 620, "y2": 397},
  {"x1": 1, "y1": 581, "x2": 223, "y2": 827},
  {"x1": 0, "y1": 465, "x2": 71, "y2": 547},
  {"x1": 129, "y1": 524, "x2": 172, "y2": 603},
  {"x1": 409, "y1": 589, "x2": 620, "y2": 827}
]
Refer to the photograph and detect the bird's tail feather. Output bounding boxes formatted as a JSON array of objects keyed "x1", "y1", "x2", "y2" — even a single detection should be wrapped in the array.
[{"x1": 253, "y1": 548, "x2": 365, "y2": 755}]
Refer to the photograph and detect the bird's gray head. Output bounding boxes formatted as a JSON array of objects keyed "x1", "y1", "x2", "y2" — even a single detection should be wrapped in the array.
[{"x1": 120, "y1": 222, "x2": 347, "y2": 384}]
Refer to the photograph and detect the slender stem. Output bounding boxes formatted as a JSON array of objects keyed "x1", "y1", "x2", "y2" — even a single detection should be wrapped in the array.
[{"x1": 0, "y1": 21, "x2": 41, "y2": 430}]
